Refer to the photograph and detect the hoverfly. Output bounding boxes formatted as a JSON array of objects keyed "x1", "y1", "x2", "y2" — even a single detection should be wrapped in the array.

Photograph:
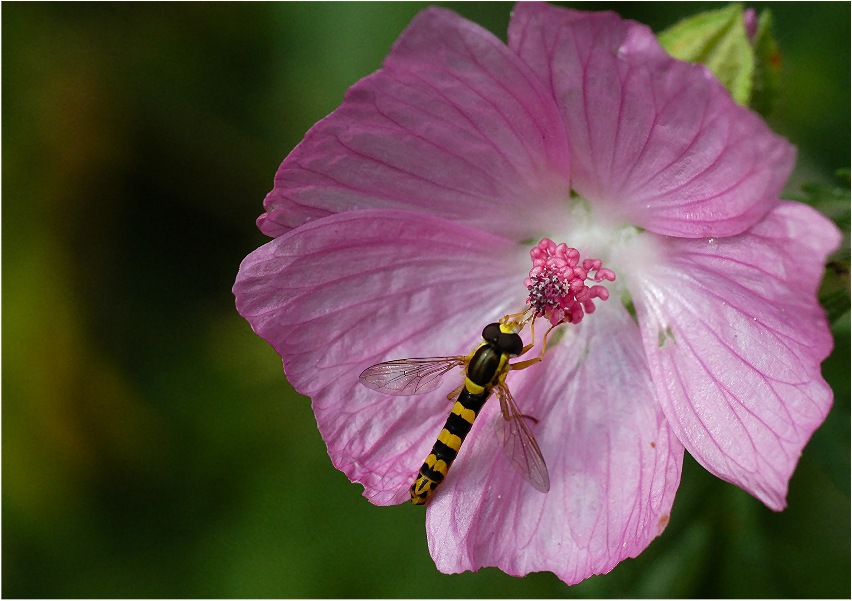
[{"x1": 359, "y1": 317, "x2": 551, "y2": 505}]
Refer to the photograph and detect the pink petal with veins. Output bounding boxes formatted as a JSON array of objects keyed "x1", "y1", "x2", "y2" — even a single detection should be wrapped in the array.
[
  {"x1": 427, "y1": 303, "x2": 683, "y2": 581},
  {"x1": 634, "y1": 202, "x2": 841, "y2": 509},
  {"x1": 508, "y1": 3, "x2": 795, "y2": 238},
  {"x1": 259, "y1": 7, "x2": 571, "y2": 241},
  {"x1": 235, "y1": 209, "x2": 528, "y2": 504}
]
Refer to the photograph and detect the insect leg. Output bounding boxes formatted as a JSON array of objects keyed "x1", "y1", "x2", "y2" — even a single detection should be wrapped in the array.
[
  {"x1": 518, "y1": 318, "x2": 537, "y2": 356},
  {"x1": 510, "y1": 322, "x2": 558, "y2": 371}
]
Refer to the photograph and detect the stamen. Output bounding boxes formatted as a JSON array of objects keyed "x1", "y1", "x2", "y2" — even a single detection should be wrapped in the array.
[{"x1": 525, "y1": 238, "x2": 616, "y2": 326}]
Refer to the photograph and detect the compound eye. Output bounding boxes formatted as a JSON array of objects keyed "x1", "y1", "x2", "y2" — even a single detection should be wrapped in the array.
[
  {"x1": 482, "y1": 323, "x2": 502, "y2": 343},
  {"x1": 498, "y1": 332, "x2": 524, "y2": 356}
]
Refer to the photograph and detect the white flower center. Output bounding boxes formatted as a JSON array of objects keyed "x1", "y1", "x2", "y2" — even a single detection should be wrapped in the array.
[{"x1": 541, "y1": 196, "x2": 661, "y2": 300}]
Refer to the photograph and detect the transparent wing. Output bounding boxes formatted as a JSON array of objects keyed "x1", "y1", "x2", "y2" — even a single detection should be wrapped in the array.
[
  {"x1": 495, "y1": 384, "x2": 550, "y2": 492},
  {"x1": 359, "y1": 356, "x2": 467, "y2": 396}
]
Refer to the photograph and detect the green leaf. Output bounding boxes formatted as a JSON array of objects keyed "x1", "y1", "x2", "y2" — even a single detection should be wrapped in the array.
[
  {"x1": 658, "y1": 4, "x2": 754, "y2": 106},
  {"x1": 749, "y1": 9, "x2": 782, "y2": 116},
  {"x1": 791, "y1": 169, "x2": 851, "y2": 235}
]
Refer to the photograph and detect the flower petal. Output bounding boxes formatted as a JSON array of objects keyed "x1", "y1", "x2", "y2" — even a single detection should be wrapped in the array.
[
  {"x1": 259, "y1": 7, "x2": 571, "y2": 240},
  {"x1": 425, "y1": 303, "x2": 683, "y2": 584},
  {"x1": 634, "y1": 202, "x2": 841, "y2": 509},
  {"x1": 508, "y1": 4, "x2": 795, "y2": 238},
  {"x1": 234, "y1": 209, "x2": 530, "y2": 505}
]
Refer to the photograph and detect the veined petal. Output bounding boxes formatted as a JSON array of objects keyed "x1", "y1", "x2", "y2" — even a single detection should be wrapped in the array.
[
  {"x1": 426, "y1": 303, "x2": 683, "y2": 583},
  {"x1": 234, "y1": 210, "x2": 529, "y2": 505},
  {"x1": 633, "y1": 202, "x2": 841, "y2": 510},
  {"x1": 259, "y1": 7, "x2": 571, "y2": 240},
  {"x1": 508, "y1": 3, "x2": 795, "y2": 238}
]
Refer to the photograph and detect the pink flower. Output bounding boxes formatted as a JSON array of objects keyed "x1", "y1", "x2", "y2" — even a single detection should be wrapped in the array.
[{"x1": 233, "y1": 3, "x2": 840, "y2": 585}]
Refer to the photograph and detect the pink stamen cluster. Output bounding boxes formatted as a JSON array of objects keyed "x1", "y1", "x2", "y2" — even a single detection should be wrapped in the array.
[{"x1": 525, "y1": 238, "x2": 616, "y2": 326}]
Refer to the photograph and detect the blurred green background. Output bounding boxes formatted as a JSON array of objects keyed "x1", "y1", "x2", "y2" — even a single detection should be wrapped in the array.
[{"x1": 3, "y1": 2, "x2": 849, "y2": 597}]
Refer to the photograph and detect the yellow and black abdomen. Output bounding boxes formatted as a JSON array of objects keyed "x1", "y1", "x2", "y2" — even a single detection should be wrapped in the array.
[
  {"x1": 410, "y1": 341, "x2": 510, "y2": 505},
  {"x1": 409, "y1": 388, "x2": 490, "y2": 505}
]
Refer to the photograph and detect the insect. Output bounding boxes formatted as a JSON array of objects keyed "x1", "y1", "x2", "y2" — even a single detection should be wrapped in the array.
[{"x1": 359, "y1": 318, "x2": 551, "y2": 505}]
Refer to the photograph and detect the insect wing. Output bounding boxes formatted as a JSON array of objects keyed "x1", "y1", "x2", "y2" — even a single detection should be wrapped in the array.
[
  {"x1": 359, "y1": 357, "x2": 466, "y2": 396},
  {"x1": 495, "y1": 384, "x2": 550, "y2": 492}
]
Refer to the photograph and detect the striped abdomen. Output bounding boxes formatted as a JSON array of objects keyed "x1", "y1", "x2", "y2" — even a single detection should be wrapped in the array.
[
  {"x1": 410, "y1": 337, "x2": 512, "y2": 505},
  {"x1": 409, "y1": 388, "x2": 490, "y2": 505}
]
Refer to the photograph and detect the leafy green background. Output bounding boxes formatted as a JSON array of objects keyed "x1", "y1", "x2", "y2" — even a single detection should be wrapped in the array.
[{"x1": 4, "y1": 2, "x2": 849, "y2": 597}]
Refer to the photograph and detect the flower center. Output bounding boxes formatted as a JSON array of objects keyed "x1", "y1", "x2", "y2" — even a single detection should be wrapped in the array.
[{"x1": 525, "y1": 238, "x2": 616, "y2": 326}]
